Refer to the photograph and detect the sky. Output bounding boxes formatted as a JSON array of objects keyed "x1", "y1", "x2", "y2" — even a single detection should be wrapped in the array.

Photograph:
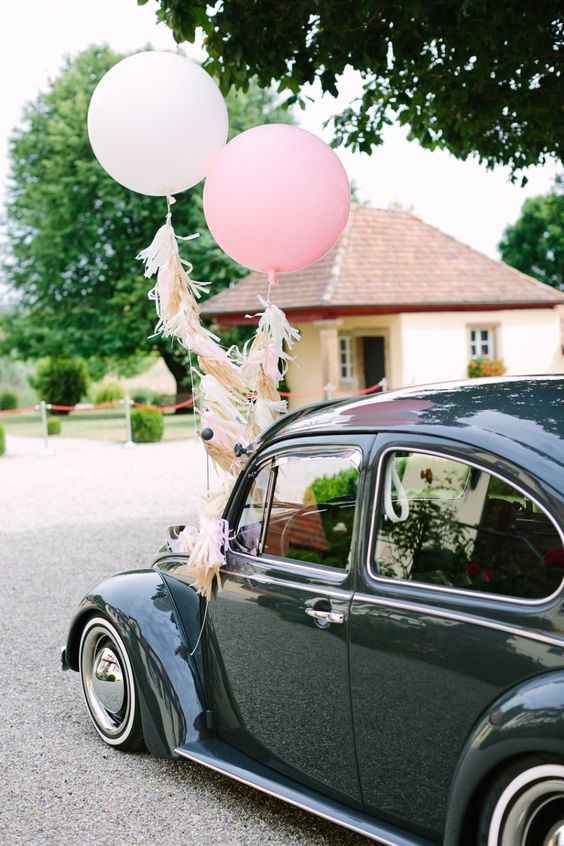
[{"x1": 0, "y1": 0, "x2": 560, "y2": 261}]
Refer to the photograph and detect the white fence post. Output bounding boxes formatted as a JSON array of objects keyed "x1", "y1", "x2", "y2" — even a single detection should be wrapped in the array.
[
  {"x1": 37, "y1": 400, "x2": 54, "y2": 455},
  {"x1": 123, "y1": 397, "x2": 134, "y2": 448}
]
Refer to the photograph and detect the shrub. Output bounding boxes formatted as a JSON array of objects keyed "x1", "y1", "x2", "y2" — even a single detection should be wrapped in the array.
[
  {"x1": 131, "y1": 407, "x2": 164, "y2": 443},
  {"x1": 307, "y1": 467, "x2": 359, "y2": 505},
  {"x1": 47, "y1": 417, "x2": 61, "y2": 436},
  {"x1": 467, "y1": 357, "x2": 507, "y2": 378},
  {"x1": 131, "y1": 388, "x2": 153, "y2": 405},
  {"x1": 0, "y1": 390, "x2": 18, "y2": 410},
  {"x1": 33, "y1": 357, "x2": 89, "y2": 412},
  {"x1": 94, "y1": 380, "x2": 124, "y2": 404},
  {"x1": 0, "y1": 425, "x2": 4, "y2": 456},
  {"x1": 150, "y1": 392, "x2": 167, "y2": 407}
]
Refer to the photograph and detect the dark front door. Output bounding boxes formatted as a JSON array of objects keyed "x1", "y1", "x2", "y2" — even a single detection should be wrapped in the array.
[
  {"x1": 206, "y1": 443, "x2": 364, "y2": 806},
  {"x1": 363, "y1": 337, "x2": 385, "y2": 389}
]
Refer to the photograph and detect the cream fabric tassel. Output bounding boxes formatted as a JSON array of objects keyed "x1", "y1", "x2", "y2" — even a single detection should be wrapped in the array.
[
  {"x1": 141, "y1": 208, "x2": 301, "y2": 599},
  {"x1": 173, "y1": 484, "x2": 233, "y2": 599}
]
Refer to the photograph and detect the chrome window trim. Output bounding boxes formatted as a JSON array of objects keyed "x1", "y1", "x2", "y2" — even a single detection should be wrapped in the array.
[
  {"x1": 353, "y1": 593, "x2": 564, "y2": 650},
  {"x1": 228, "y1": 549, "x2": 350, "y2": 585},
  {"x1": 221, "y1": 568, "x2": 351, "y2": 600},
  {"x1": 367, "y1": 445, "x2": 564, "y2": 607}
]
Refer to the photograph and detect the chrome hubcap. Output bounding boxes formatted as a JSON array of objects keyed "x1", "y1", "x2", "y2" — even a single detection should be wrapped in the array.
[
  {"x1": 544, "y1": 822, "x2": 564, "y2": 846},
  {"x1": 92, "y1": 646, "x2": 125, "y2": 714},
  {"x1": 81, "y1": 624, "x2": 130, "y2": 738}
]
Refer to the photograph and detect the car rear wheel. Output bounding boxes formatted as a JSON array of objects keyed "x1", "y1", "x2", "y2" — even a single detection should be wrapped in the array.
[
  {"x1": 478, "y1": 756, "x2": 564, "y2": 846},
  {"x1": 79, "y1": 616, "x2": 145, "y2": 752}
]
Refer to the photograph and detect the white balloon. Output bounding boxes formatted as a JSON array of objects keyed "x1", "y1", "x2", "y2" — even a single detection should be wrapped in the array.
[{"x1": 87, "y1": 51, "x2": 228, "y2": 196}]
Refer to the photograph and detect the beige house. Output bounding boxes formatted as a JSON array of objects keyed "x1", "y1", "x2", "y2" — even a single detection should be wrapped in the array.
[{"x1": 203, "y1": 206, "x2": 564, "y2": 408}]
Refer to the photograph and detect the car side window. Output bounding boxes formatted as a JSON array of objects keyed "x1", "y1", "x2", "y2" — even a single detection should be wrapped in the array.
[
  {"x1": 262, "y1": 449, "x2": 361, "y2": 569},
  {"x1": 233, "y1": 463, "x2": 272, "y2": 556},
  {"x1": 373, "y1": 450, "x2": 564, "y2": 601}
]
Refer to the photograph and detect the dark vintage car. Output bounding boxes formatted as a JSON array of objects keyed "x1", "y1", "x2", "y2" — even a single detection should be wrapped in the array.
[{"x1": 63, "y1": 376, "x2": 564, "y2": 846}]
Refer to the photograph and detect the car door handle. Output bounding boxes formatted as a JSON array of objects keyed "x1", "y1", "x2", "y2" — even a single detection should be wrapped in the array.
[{"x1": 305, "y1": 608, "x2": 345, "y2": 625}]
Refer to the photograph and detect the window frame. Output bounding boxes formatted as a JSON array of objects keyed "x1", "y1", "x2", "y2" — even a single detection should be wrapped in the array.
[
  {"x1": 230, "y1": 443, "x2": 364, "y2": 577},
  {"x1": 367, "y1": 445, "x2": 564, "y2": 606},
  {"x1": 231, "y1": 458, "x2": 275, "y2": 557},
  {"x1": 468, "y1": 325, "x2": 495, "y2": 360},
  {"x1": 339, "y1": 334, "x2": 355, "y2": 382}
]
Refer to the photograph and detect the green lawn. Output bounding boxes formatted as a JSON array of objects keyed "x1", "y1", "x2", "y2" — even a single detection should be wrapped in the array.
[{"x1": 0, "y1": 408, "x2": 196, "y2": 442}]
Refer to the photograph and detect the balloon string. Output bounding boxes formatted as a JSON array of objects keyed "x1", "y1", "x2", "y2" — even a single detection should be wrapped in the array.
[
  {"x1": 266, "y1": 269, "x2": 276, "y2": 304},
  {"x1": 166, "y1": 193, "x2": 176, "y2": 224}
]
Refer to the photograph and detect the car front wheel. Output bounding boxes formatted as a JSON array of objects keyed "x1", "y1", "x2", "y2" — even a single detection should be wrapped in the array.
[
  {"x1": 79, "y1": 615, "x2": 145, "y2": 752},
  {"x1": 479, "y1": 756, "x2": 564, "y2": 846}
]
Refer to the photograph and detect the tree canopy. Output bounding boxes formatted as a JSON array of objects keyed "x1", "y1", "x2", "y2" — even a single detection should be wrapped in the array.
[
  {"x1": 499, "y1": 174, "x2": 564, "y2": 290},
  {"x1": 2, "y1": 46, "x2": 291, "y2": 390},
  {"x1": 147, "y1": 0, "x2": 564, "y2": 179}
]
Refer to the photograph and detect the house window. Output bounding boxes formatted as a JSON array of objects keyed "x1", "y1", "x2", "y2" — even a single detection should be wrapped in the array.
[
  {"x1": 339, "y1": 336, "x2": 354, "y2": 380},
  {"x1": 469, "y1": 327, "x2": 494, "y2": 359}
]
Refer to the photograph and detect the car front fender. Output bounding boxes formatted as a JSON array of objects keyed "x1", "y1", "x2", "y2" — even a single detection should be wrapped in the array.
[
  {"x1": 444, "y1": 670, "x2": 564, "y2": 845},
  {"x1": 64, "y1": 569, "x2": 207, "y2": 758}
]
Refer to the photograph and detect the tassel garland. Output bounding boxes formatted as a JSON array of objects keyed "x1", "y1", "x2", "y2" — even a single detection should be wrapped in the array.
[{"x1": 141, "y1": 206, "x2": 300, "y2": 597}]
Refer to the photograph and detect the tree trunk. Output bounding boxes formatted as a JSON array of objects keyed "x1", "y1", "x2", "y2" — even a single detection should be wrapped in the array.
[{"x1": 159, "y1": 347, "x2": 193, "y2": 414}]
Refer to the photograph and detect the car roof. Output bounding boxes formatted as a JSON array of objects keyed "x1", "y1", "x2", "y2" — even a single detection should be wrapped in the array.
[{"x1": 262, "y1": 376, "x2": 564, "y2": 493}]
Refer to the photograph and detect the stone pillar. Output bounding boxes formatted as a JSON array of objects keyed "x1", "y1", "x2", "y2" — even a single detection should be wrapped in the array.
[{"x1": 314, "y1": 319, "x2": 343, "y2": 399}]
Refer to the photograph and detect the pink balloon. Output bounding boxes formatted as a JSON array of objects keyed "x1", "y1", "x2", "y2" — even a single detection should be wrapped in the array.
[{"x1": 203, "y1": 124, "x2": 350, "y2": 276}]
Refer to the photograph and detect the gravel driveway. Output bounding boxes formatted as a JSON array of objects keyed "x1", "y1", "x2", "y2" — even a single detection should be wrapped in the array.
[{"x1": 1, "y1": 435, "x2": 365, "y2": 846}]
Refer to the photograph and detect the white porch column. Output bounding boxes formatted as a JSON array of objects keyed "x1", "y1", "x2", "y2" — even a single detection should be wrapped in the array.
[{"x1": 314, "y1": 319, "x2": 343, "y2": 399}]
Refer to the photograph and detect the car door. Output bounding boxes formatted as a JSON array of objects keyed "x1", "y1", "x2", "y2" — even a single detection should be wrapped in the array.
[
  {"x1": 206, "y1": 435, "x2": 370, "y2": 807},
  {"x1": 350, "y1": 434, "x2": 564, "y2": 843}
]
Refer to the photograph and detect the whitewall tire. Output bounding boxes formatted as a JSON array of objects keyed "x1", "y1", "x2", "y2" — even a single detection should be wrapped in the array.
[
  {"x1": 479, "y1": 758, "x2": 564, "y2": 846},
  {"x1": 79, "y1": 616, "x2": 145, "y2": 752}
]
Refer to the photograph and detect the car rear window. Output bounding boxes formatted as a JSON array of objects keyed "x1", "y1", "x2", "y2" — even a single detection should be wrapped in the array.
[{"x1": 373, "y1": 450, "x2": 564, "y2": 601}]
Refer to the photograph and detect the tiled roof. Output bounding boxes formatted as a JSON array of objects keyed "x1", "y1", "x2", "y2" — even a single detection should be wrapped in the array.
[{"x1": 202, "y1": 205, "x2": 564, "y2": 317}]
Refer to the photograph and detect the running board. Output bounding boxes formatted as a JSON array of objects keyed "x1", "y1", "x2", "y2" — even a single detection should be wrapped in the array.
[{"x1": 176, "y1": 739, "x2": 430, "y2": 846}]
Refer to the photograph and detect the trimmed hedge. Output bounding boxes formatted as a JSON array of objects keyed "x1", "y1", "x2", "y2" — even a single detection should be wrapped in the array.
[
  {"x1": 0, "y1": 390, "x2": 18, "y2": 410},
  {"x1": 47, "y1": 417, "x2": 62, "y2": 436},
  {"x1": 34, "y1": 357, "x2": 89, "y2": 412},
  {"x1": 0, "y1": 425, "x2": 5, "y2": 456},
  {"x1": 131, "y1": 388, "x2": 153, "y2": 405},
  {"x1": 94, "y1": 380, "x2": 124, "y2": 404},
  {"x1": 131, "y1": 407, "x2": 164, "y2": 443}
]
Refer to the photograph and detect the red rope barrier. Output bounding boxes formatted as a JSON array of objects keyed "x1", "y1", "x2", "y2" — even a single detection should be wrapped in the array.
[
  {"x1": 132, "y1": 397, "x2": 194, "y2": 413},
  {"x1": 0, "y1": 381, "x2": 381, "y2": 420},
  {"x1": 0, "y1": 405, "x2": 37, "y2": 417},
  {"x1": 0, "y1": 396, "x2": 195, "y2": 418}
]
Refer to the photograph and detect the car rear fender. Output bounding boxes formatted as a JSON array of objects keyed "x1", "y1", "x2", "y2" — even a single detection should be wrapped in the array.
[
  {"x1": 444, "y1": 670, "x2": 564, "y2": 845},
  {"x1": 64, "y1": 569, "x2": 207, "y2": 757}
]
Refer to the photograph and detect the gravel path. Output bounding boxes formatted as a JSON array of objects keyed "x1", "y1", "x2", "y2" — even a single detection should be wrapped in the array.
[{"x1": 1, "y1": 436, "x2": 365, "y2": 845}]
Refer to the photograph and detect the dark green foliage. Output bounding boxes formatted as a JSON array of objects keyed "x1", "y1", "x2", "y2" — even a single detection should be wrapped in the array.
[
  {"x1": 499, "y1": 174, "x2": 564, "y2": 289},
  {"x1": 149, "y1": 0, "x2": 564, "y2": 179},
  {"x1": 47, "y1": 417, "x2": 62, "y2": 435},
  {"x1": 0, "y1": 425, "x2": 4, "y2": 456},
  {"x1": 131, "y1": 407, "x2": 164, "y2": 443},
  {"x1": 33, "y1": 357, "x2": 89, "y2": 409},
  {"x1": 0, "y1": 390, "x2": 18, "y2": 410},
  {"x1": 310, "y1": 467, "x2": 358, "y2": 504},
  {"x1": 2, "y1": 46, "x2": 293, "y2": 391},
  {"x1": 131, "y1": 388, "x2": 153, "y2": 405}
]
